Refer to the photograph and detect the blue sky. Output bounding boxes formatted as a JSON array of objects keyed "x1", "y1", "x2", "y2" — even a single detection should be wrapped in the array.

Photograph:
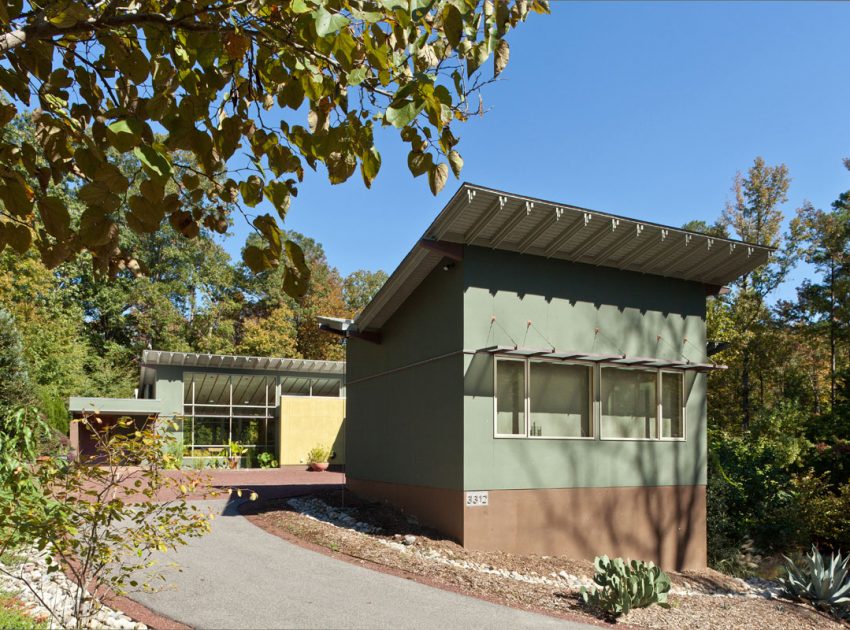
[{"x1": 225, "y1": 1, "x2": 850, "y2": 302}]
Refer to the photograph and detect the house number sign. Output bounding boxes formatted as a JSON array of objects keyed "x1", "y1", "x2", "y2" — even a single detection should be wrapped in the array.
[{"x1": 465, "y1": 491, "x2": 489, "y2": 507}]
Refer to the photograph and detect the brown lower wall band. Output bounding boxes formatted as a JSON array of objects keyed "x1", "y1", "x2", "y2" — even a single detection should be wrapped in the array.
[
  {"x1": 464, "y1": 485, "x2": 707, "y2": 571},
  {"x1": 347, "y1": 479, "x2": 706, "y2": 571},
  {"x1": 345, "y1": 478, "x2": 465, "y2": 542}
]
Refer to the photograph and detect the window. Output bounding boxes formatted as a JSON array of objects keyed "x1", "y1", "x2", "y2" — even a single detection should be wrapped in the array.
[
  {"x1": 600, "y1": 367, "x2": 686, "y2": 440},
  {"x1": 495, "y1": 359, "x2": 525, "y2": 436},
  {"x1": 529, "y1": 362, "x2": 592, "y2": 438},
  {"x1": 661, "y1": 372, "x2": 684, "y2": 439},
  {"x1": 495, "y1": 358, "x2": 593, "y2": 439},
  {"x1": 182, "y1": 373, "x2": 277, "y2": 458},
  {"x1": 601, "y1": 367, "x2": 657, "y2": 439}
]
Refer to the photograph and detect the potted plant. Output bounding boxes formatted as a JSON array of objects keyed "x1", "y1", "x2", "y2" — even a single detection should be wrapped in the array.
[
  {"x1": 307, "y1": 445, "x2": 331, "y2": 471},
  {"x1": 228, "y1": 441, "x2": 246, "y2": 469}
]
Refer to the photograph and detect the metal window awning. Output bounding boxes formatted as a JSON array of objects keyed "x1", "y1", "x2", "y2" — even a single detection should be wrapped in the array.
[{"x1": 475, "y1": 345, "x2": 724, "y2": 372}]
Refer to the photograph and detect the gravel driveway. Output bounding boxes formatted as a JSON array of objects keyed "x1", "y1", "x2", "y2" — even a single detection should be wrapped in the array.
[{"x1": 129, "y1": 499, "x2": 595, "y2": 630}]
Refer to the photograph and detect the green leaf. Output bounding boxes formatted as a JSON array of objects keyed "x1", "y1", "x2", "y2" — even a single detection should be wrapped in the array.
[
  {"x1": 239, "y1": 176, "x2": 264, "y2": 207},
  {"x1": 428, "y1": 162, "x2": 449, "y2": 195},
  {"x1": 6, "y1": 223, "x2": 31, "y2": 253},
  {"x1": 38, "y1": 196, "x2": 71, "y2": 240},
  {"x1": 407, "y1": 151, "x2": 432, "y2": 178},
  {"x1": 386, "y1": 100, "x2": 425, "y2": 128},
  {"x1": 442, "y1": 5, "x2": 464, "y2": 48},
  {"x1": 448, "y1": 150, "x2": 463, "y2": 178},
  {"x1": 243, "y1": 244, "x2": 275, "y2": 273},
  {"x1": 361, "y1": 147, "x2": 381, "y2": 188},
  {"x1": 314, "y1": 7, "x2": 350, "y2": 37},
  {"x1": 133, "y1": 145, "x2": 172, "y2": 179},
  {"x1": 107, "y1": 119, "x2": 142, "y2": 152},
  {"x1": 78, "y1": 208, "x2": 114, "y2": 248},
  {"x1": 265, "y1": 181, "x2": 291, "y2": 220},
  {"x1": 282, "y1": 239, "x2": 310, "y2": 297},
  {"x1": 253, "y1": 214, "x2": 281, "y2": 253},
  {"x1": 347, "y1": 68, "x2": 367, "y2": 86},
  {"x1": 326, "y1": 151, "x2": 357, "y2": 185}
]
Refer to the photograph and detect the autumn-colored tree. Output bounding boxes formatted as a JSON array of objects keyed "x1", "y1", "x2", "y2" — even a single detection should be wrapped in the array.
[
  {"x1": 343, "y1": 268, "x2": 388, "y2": 313},
  {"x1": 0, "y1": 0, "x2": 547, "y2": 297},
  {"x1": 718, "y1": 157, "x2": 793, "y2": 431},
  {"x1": 239, "y1": 303, "x2": 300, "y2": 358}
]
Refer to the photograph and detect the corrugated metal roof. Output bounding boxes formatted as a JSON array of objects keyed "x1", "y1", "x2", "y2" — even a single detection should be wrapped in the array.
[
  {"x1": 356, "y1": 183, "x2": 774, "y2": 332},
  {"x1": 141, "y1": 350, "x2": 344, "y2": 375}
]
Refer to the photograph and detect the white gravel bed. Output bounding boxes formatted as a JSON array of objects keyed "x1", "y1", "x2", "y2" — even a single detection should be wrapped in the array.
[
  {"x1": 0, "y1": 547, "x2": 146, "y2": 629},
  {"x1": 286, "y1": 495, "x2": 783, "y2": 601}
]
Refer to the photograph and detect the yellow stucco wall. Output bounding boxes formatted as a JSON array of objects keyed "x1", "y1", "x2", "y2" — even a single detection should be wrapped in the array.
[{"x1": 279, "y1": 396, "x2": 346, "y2": 466}]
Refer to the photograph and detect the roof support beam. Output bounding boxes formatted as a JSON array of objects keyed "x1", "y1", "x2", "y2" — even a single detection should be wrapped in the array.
[
  {"x1": 644, "y1": 234, "x2": 708, "y2": 275},
  {"x1": 705, "y1": 245, "x2": 758, "y2": 284},
  {"x1": 464, "y1": 195, "x2": 506, "y2": 242},
  {"x1": 517, "y1": 206, "x2": 564, "y2": 254},
  {"x1": 418, "y1": 238, "x2": 464, "y2": 261},
  {"x1": 490, "y1": 201, "x2": 533, "y2": 248},
  {"x1": 638, "y1": 232, "x2": 692, "y2": 273},
  {"x1": 543, "y1": 212, "x2": 592, "y2": 257},
  {"x1": 591, "y1": 223, "x2": 643, "y2": 264},
  {"x1": 616, "y1": 228, "x2": 668, "y2": 267},
  {"x1": 567, "y1": 218, "x2": 619, "y2": 262},
  {"x1": 684, "y1": 241, "x2": 735, "y2": 278}
]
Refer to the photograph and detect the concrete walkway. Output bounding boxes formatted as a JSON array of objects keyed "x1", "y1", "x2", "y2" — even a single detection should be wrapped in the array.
[{"x1": 130, "y1": 499, "x2": 595, "y2": 630}]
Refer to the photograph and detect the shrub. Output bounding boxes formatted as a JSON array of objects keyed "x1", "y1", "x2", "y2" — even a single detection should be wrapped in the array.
[
  {"x1": 0, "y1": 408, "x2": 218, "y2": 629},
  {"x1": 257, "y1": 451, "x2": 278, "y2": 469},
  {"x1": 307, "y1": 444, "x2": 331, "y2": 464},
  {"x1": 779, "y1": 545, "x2": 850, "y2": 618},
  {"x1": 580, "y1": 556, "x2": 671, "y2": 618}
]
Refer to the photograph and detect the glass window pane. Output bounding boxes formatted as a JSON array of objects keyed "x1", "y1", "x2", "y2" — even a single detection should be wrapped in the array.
[
  {"x1": 530, "y1": 362, "x2": 591, "y2": 437},
  {"x1": 662, "y1": 372, "x2": 684, "y2": 438},
  {"x1": 232, "y1": 418, "x2": 270, "y2": 446},
  {"x1": 601, "y1": 367, "x2": 657, "y2": 439},
  {"x1": 496, "y1": 360, "x2": 525, "y2": 436},
  {"x1": 190, "y1": 417, "x2": 229, "y2": 447}
]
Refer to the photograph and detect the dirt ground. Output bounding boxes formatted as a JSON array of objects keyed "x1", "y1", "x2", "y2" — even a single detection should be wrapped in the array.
[{"x1": 242, "y1": 489, "x2": 845, "y2": 630}]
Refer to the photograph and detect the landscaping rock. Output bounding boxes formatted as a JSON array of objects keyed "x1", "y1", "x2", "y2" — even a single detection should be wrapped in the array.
[{"x1": 0, "y1": 546, "x2": 147, "y2": 630}]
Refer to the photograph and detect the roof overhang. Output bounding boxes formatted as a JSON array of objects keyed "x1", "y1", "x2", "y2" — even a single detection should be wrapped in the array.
[
  {"x1": 141, "y1": 350, "x2": 344, "y2": 380},
  {"x1": 355, "y1": 183, "x2": 774, "y2": 333},
  {"x1": 69, "y1": 397, "x2": 164, "y2": 416}
]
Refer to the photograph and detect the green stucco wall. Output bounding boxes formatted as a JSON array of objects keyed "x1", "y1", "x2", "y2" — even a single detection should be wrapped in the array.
[
  {"x1": 346, "y1": 262, "x2": 464, "y2": 489},
  {"x1": 461, "y1": 246, "x2": 708, "y2": 491}
]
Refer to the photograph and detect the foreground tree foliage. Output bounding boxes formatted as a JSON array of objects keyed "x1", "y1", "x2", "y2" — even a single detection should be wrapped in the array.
[
  {"x1": 0, "y1": 407, "x2": 224, "y2": 629},
  {"x1": 0, "y1": 0, "x2": 547, "y2": 295}
]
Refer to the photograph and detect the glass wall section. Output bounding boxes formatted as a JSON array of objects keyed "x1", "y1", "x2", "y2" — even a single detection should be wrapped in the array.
[{"x1": 182, "y1": 373, "x2": 276, "y2": 463}]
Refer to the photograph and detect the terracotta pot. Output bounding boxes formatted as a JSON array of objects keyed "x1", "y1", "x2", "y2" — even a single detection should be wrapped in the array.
[{"x1": 309, "y1": 462, "x2": 329, "y2": 472}]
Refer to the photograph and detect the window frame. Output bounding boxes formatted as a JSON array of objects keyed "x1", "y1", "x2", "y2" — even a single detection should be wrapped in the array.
[
  {"x1": 598, "y1": 365, "x2": 687, "y2": 442},
  {"x1": 493, "y1": 356, "x2": 596, "y2": 440},
  {"x1": 493, "y1": 356, "x2": 688, "y2": 443},
  {"x1": 659, "y1": 369, "x2": 686, "y2": 442},
  {"x1": 493, "y1": 356, "x2": 528, "y2": 439}
]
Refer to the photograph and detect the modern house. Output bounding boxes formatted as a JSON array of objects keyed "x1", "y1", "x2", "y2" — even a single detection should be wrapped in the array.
[
  {"x1": 69, "y1": 350, "x2": 345, "y2": 468},
  {"x1": 335, "y1": 183, "x2": 772, "y2": 570}
]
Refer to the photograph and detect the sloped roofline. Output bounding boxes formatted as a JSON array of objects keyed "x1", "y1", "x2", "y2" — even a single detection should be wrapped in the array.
[{"x1": 355, "y1": 183, "x2": 774, "y2": 332}]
